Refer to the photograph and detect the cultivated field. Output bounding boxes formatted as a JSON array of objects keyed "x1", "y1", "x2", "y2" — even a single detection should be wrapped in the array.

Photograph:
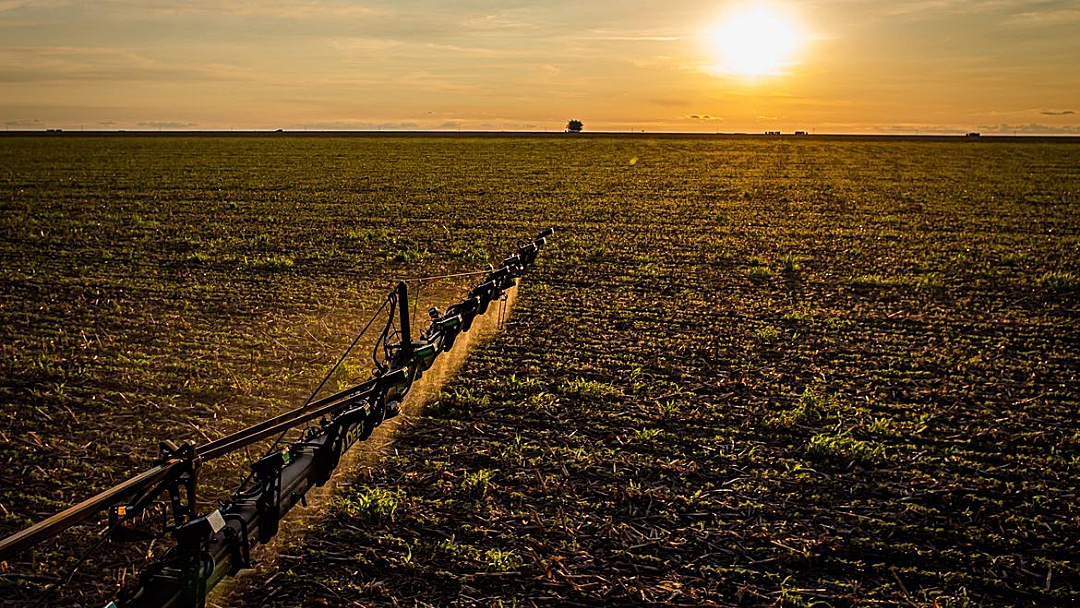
[{"x1": 1, "y1": 135, "x2": 1078, "y2": 606}]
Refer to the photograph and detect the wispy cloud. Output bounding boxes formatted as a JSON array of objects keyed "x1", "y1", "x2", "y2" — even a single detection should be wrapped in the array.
[
  {"x1": 3, "y1": 117, "x2": 44, "y2": 126},
  {"x1": 883, "y1": 0, "x2": 1059, "y2": 17},
  {"x1": 328, "y1": 37, "x2": 404, "y2": 54},
  {"x1": 137, "y1": 120, "x2": 199, "y2": 128},
  {"x1": 873, "y1": 123, "x2": 967, "y2": 134},
  {"x1": 1006, "y1": 6, "x2": 1080, "y2": 26},
  {"x1": 458, "y1": 13, "x2": 537, "y2": 31},
  {"x1": 0, "y1": 46, "x2": 258, "y2": 83},
  {"x1": 116, "y1": 0, "x2": 377, "y2": 18},
  {"x1": 1, "y1": 45, "x2": 154, "y2": 66},
  {"x1": 1, "y1": 0, "x2": 380, "y2": 17},
  {"x1": 874, "y1": 0, "x2": 1080, "y2": 30},
  {"x1": 0, "y1": 46, "x2": 153, "y2": 82},
  {"x1": 978, "y1": 122, "x2": 1080, "y2": 134},
  {"x1": 293, "y1": 120, "x2": 420, "y2": 130},
  {"x1": 418, "y1": 42, "x2": 522, "y2": 58},
  {"x1": 1041, "y1": 109, "x2": 1076, "y2": 116},
  {"x1": 0, "y1": 0, "x2": 70, "y2": 11},
  {"x1": 585, "y1": 29, "x2": 681, "y2": 42}
]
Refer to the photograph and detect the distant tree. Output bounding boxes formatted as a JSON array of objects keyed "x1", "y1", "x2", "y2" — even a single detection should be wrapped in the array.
[{"x1": 566, "y1": 119, "x2": 583, "y2": 133}]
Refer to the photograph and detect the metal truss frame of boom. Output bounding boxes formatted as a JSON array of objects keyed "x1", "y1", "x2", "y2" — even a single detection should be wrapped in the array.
[{"x1": 0, "y1": 228, "x2": 554, "y2": 608}]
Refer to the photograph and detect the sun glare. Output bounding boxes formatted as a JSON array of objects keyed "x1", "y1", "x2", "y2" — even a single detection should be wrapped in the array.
[{"x1": 706, "y1": 6, "x2": 803, "y2": 77}]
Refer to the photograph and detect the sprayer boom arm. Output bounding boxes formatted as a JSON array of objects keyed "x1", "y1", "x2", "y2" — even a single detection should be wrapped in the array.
[{"x1": 0, "y1": 229, "x2": 554, "y2": 608}]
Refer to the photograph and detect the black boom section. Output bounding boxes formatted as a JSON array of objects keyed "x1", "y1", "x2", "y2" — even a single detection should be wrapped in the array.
[{"x1": 0, "y1": 229, "x2": 553, "y2": 608}]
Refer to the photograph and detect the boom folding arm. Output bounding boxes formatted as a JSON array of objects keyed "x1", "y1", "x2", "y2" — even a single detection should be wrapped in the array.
[{"x1": 0, "y1": 228, "x2": 554, "y2": 608}]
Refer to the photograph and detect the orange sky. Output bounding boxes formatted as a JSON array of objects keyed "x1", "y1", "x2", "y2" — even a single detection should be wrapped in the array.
[{"x1": 2, "y1": 0, "x2": 1078, "y2": 134}]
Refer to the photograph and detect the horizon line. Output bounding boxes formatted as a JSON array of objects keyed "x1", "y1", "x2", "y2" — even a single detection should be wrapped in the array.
[{"x1": 2, "y1": 129, "x2": 1079, "y2": 140}]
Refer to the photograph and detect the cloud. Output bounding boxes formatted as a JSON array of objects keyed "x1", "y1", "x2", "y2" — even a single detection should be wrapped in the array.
[
  {"x1": 875, "y1": 123, "x2": 966, "y2": 134},
  {"x1": 417, "y1": 42, "x2": 516, "y2": 58},
  {"x1": 0, "y1": 47, "x2": 260, "y2": 84},
  {"x1": 584, "y1": 29, "x2": 680, "y2": 42},
  {"x1": 115, "y1": 0, "x2": 377, "y2": 19},
  {"x1": 1, "y1": 0, "x2": 381, "y2": 20},
  {"x1": 297, "y1": 120, "x2": 420, "y2": 130},
  {"x1": 977, "y1": 123, "x2": 1080, "y2": 135},
  {"x1": 0, "y1": 0, "x2": 71, "y2": 10},
  {"x1": 1007, "y1": 6, "x2": 1080, "y2": 26},
  {"x1": 328, "y1": 37, "x2": 403, "y2": 54},
  {"x1": 3, "y1": 118, "x2": 43, "y2": 126},
  {"x1": 883, "y1": 0, "x2": 1064, "y2": 17},
  {"x1": 876, "y1": 0, "x2": 1080, "y2": 29},
  {"x1": 137, "y1": 121, "x2": 199, "y2": 128},
  {"x1": 0, "y1": 46, "x2": 149, "y2": 83},
  {"x1": 687, "y1": 114, "x2": 722, "y2": 121},
  {"x1": 1041, "y1": 109, "x2": 1076, "y2": 116},
  {"x1": 458, "y1": 13, "x2": 535, "y2": 31}
]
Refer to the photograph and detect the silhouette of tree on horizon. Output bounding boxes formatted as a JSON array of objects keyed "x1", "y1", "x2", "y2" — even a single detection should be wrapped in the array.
[{"x1": 566, "y1": 119, "x2": 583, "y2": 133}]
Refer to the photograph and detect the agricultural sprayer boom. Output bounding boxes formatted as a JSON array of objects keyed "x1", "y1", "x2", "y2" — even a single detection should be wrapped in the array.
[{"x1": 0, "y1": 228, "x2": 554, "y2": 608}]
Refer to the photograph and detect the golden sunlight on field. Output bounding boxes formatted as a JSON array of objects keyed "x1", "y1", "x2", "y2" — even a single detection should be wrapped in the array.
[{"x1": 704, "y1": 4, "x2": 805, "y2": 77}]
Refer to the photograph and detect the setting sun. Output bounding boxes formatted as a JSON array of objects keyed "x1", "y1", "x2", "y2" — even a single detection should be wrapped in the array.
[{"x1": 706, "y1": 6, "x2": 804, "y2": 77}]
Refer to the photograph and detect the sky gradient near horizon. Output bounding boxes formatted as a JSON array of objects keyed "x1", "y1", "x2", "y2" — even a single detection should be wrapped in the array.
[{"x1": 2, "y1": 0, "x2": 1079, "y2": 134}]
